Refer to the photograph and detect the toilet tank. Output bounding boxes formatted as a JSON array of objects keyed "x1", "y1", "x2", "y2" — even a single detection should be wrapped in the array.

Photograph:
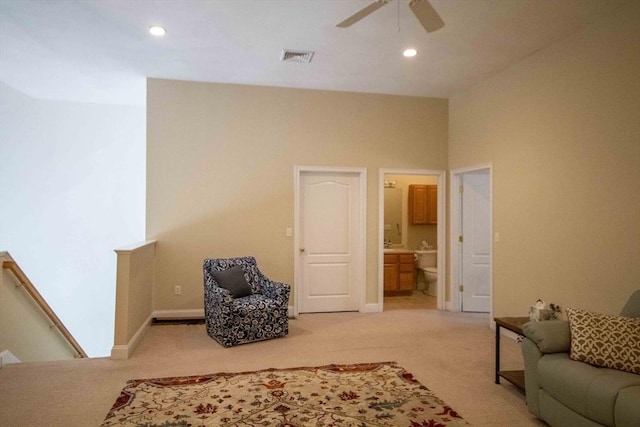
[{"x1": 416, "y1": 250, "x2": 437, "y2": 268}]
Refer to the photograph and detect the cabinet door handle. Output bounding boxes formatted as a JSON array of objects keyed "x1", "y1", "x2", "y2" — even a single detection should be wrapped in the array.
[{"x1": 299, "y1": 248, "x2": 305, "y2": 252}]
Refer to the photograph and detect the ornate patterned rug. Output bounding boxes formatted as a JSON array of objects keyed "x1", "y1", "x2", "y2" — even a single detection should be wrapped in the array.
[{"x1": 101, "y1": 362, "x2": 467, "y2": 426}]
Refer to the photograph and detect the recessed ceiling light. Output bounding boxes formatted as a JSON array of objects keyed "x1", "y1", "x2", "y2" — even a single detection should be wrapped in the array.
[
  {"x1": 403, "y1": 48, "x2": 418, "y2": 57},
  {"x1": 149, "y1": 26, "x2": 166, "y2": 36}
]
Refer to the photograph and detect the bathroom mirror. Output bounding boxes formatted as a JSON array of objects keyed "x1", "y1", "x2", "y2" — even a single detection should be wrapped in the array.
[{"x1": 384, "y1": 187, "x2": 402, "y2": 244}]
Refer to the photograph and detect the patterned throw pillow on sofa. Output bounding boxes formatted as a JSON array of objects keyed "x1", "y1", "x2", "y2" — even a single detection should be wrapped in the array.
[{"x1": 566, "y1": 307, "x2": 640, "y2": 374}]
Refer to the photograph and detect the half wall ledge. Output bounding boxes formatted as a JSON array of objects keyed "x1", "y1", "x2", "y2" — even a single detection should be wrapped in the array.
[{"x1": 111, "y1": 240, "x2": 157, "y2": 360}]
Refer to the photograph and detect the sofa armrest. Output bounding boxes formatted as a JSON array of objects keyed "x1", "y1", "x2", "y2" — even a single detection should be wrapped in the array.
[
  {"x1": 521, "y1": 337, "x2": 543, "y2": 417},
  {"x1": 522, "y1": 320, "x2": 571, "y2": 354},
  {"x1": 620, "y1": 289, "x2": 640, "y2": 317},
  {"x1": 204, "y1": 277, "x2": 235, "y2": 308},
  {"x1": 521, "y1": 320, "x2": 571, "y2": 417},
  {"x1": 260, "y1": 278, "x2": 290, "y2": 307}
]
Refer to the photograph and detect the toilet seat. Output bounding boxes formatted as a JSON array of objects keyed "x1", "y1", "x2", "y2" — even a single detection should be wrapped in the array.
[{"x1": 421, "y1": 267, "x2": 437, "y2": 274}]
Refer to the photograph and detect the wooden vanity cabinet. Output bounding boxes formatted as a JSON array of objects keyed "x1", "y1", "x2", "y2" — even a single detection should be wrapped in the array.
[
  {"x1": 383, "y1": 259, "x2": 398, "y2": 291},
  {"x1": 409, "y1": 184, "x2": 437, "y2": 225},
  {"x1": 384, "y1": 253, "x2": 415, "y2": 295}
]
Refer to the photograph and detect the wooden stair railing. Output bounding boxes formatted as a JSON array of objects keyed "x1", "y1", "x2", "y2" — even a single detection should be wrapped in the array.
[{"x1": 2, "y1": 260, "x2": 88, "y2": 358}]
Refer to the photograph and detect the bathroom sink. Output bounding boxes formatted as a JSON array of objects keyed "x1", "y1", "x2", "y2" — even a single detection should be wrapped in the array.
[{"x1": 383, "y1": 248, "x2": 414, "y2": 253}]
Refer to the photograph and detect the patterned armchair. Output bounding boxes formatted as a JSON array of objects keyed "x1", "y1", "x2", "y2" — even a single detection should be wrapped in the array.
[{"x1": 203, "y1": 256, "x2": 290, "y2": 347}]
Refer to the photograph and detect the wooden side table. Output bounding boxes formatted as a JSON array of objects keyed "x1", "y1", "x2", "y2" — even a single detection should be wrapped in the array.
[{"x1": 494, "y1": 316, "x2": 530, "y2": 393}]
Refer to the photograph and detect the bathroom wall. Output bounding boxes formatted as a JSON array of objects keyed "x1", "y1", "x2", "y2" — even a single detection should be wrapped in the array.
[
  {"x1": 383, "y1": 187, "x2": 403, "y2": 244},
  {"x1": 147, "y1": 79, "x2": 449, "y2": 311},
  {"x1": 384, "y1": 174, "x2": 438, "y2": 251},
  {"x1": 449, "y1": 2, "x2": 640, "y2": 316}
]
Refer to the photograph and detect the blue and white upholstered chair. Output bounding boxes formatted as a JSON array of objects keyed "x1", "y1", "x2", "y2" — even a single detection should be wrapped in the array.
[{"x1": 203, "y1": 256, "x2": 290, "y2": 347}]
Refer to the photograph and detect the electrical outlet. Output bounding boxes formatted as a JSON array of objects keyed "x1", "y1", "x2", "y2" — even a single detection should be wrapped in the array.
[{"x1": 174, "y1": 285, "x2": 181, "y2": 295}]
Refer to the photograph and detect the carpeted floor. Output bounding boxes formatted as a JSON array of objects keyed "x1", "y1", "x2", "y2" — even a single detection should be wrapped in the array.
[{"x1": 0, "y1": 301, "x2": 544, "y2": 427}]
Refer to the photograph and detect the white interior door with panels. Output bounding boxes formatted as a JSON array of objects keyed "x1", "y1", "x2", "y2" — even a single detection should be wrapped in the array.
[
  {"x1": 295, "y1": 167, "x2": 365, "y2": 314},
  {"x1": 451, "y1": 166, "x2": 492, "y2": 313}
]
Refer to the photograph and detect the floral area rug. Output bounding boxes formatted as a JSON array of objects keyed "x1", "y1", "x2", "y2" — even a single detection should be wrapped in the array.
[{"x1": 101, "y1": 361, "x2": 468, "y2": 426}]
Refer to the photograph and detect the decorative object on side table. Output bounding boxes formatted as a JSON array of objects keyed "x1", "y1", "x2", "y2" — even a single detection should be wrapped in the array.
[{"x1": 529, "y1": 299, "x2": 561, "y2": 321}]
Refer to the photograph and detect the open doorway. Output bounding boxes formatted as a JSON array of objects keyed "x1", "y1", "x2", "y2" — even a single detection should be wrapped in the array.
[{"x1": 378, "y1": 169, "x2": 446, "y2": 312}]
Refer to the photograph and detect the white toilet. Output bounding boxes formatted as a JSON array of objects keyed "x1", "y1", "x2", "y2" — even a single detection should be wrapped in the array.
[{"x1": 416, "y1": 250, "x2": 438, "y2": 296}]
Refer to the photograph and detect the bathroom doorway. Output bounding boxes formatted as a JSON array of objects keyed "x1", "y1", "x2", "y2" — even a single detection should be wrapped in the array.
[{"x1": 378, "y1": 169, "x2": 446, "y2": 312}]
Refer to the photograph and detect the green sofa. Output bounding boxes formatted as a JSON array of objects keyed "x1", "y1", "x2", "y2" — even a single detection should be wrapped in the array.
[{"x1": 521, "y1": 290, "x2": 640, "y2": 427}]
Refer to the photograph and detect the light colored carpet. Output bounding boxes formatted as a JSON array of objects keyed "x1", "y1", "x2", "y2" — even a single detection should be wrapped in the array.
[{"x1": 0, "y1": 300, "x2": 544, "y2": 427}]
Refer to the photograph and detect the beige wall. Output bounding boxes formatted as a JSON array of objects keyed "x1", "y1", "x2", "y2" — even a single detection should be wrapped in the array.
[
  {"x1": 112, "y1": 241, "x2": 156, "y2": 358},
  {"x1": 147, "y1": 80, "x2": 448, "y2": 309},
  {"x1": 449, "y1": 3, "x2": 640, "y2": 316}
]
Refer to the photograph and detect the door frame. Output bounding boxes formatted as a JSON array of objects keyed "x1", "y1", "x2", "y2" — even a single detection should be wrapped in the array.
[
  {"x1": 378, "y1": 168, "x2": 446, "y2": 312},
  {"x1": 449, "y1": 163, "x2": 493, "y2": 316},
  {"x1": 293, "y1": 166, "x2": 367, "y2": 317}
]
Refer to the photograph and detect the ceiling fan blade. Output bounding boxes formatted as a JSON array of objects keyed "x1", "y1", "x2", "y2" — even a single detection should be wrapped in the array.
[
  {"x1": 336, "y1": 0, "x2": 390, "y2": 28},
  {"x1": 409, "y1": 0, "x2": 444, "y2": 33}
]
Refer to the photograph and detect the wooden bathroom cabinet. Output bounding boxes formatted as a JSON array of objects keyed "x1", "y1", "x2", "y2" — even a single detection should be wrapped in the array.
[
  {"x1": 384, "y1": 253, "x2": 415, "y2": 295},
  {"x1": 409, "y1": 184, "x2": 437, "y2": 225}
]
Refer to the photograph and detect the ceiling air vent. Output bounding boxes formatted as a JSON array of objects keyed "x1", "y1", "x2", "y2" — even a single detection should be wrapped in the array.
[{"x1": 281, "y1": 49, "x2": 314, "y2": 63}]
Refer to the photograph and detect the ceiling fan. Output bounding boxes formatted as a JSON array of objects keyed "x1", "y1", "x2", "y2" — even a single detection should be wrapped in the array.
[{"x1": 336, "y1": 0, "x2": 444, "y2": 33}]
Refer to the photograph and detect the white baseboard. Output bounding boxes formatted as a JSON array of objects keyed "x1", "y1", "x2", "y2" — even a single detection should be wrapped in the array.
[
  {"x1": 0, "y1": 349, "x2": 21, "y2": 367},
  {"x1": 152, "y1": 309, "x2": 205, "y2": 319},
  {"x1": 111, "y1": 313, "x2": 153, "y2": 360},
  {"x1": 290, "y1": 304, "x2": 380, "y2": 316},
  {"x1": 111, "y1": 310, "x2": 206, "y2": 360},
  {"x1": 363, "y1": 303, "x2": 380, "y2": 313},
  {"x1": 110, "y1": 345, "x2": 130, "y2": 360}
]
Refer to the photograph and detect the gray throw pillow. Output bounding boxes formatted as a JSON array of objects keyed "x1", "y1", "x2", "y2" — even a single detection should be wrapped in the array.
[{"x1": 212, "y1": 265, "x2": 252, "y2": 298}]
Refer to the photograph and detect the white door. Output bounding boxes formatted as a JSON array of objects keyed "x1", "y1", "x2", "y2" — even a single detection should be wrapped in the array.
[
  {"x1": 461, "y1": 171, "x2": 491, "y2": 312},
  {"x1": 298, "y1": 171, "x2": 363, "y2": 313}
]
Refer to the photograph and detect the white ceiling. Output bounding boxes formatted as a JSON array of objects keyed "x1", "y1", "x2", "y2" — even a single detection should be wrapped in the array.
[{"x1": 0, "y1": 0, "x2": 630, "y2": 106}]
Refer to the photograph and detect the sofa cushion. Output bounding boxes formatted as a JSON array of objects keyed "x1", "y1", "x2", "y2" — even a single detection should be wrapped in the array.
[
  {"x1": 231, "y1": 293, "x2": 280, "y2": 317},
  {"x1": 539, "y1": 389, "x2": 604, "y2": 427},
  {"x1": 615, "y1": 386, "x2": 640, "y2": 427},
  {"x1": 567, "y1": 307, "x2": 640, "y2": 374},
  {"x1": 538, "y1": 353, "x2": 640, "y2": 426},
  {"x1": 212, "y1": 265, "x2": 252, "y2": 298}
]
